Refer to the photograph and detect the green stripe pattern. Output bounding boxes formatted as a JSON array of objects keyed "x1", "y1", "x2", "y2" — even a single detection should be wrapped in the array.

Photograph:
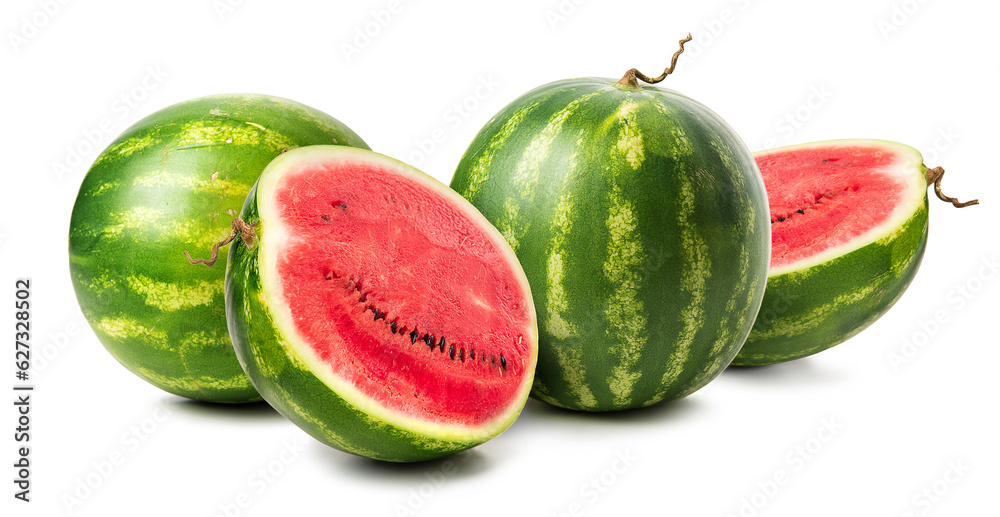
[
  {"x1": 68, "y1": 94, "x2": 368, "y2": 402},
  {"x1": 451, "y1": 78, "x2": 770, "y2": 411}
]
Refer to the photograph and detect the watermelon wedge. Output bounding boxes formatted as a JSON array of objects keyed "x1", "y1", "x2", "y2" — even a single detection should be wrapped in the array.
[
  {"x1": 224, "y1": 145, "x2": 538, "y2": 461},
  {"x1": 733, "y1": 139, "x2": 978, "y2": 366}
]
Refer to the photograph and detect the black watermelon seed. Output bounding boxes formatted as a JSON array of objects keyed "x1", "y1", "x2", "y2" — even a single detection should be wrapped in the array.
[
  {"x1": 459, "y1": 348, "x2": 465, "y2": 362},
  {"x1": 777, "y1": 216, "x2": 785, "y2": 222},
  {"x1": 438, "y1": 336, "x2": 446, "y2": 353},
  {"x1": 500, "y1": 356, "x2": 507, "y2": 370},
  {"x1": 491, "y1": 356, "x2": 496, "y2": 367},
  {"x1": 390, "y1": 321, "x2": 397, "y2": 333},
  {"x1": 449, "y1": 345, "x2": 456, "y2": 360},
  {"x1": 372, "y1": 309, "x2": 380, "y2": 321},
  {"x1": 321, "y1": 215, "x2": 330, "y2": 222},
  {"x1": 427, "y1": 339, "x2": 435, "y2": 352},
  {"x1": 339, "y1": 203, "x2": 347, "y2": 210},
  {"x1": 422, "y1": 334, "x2": 431, "y2": 345},
  {"x1": 797, "y1": 209, "x2": 805, "y2": 214},
  {"x1": 410, "y1": 331, "x2": 417, "y2": 344},
  {"x1": 469, "y1": 349, "x2": 475, "y2": 360}
]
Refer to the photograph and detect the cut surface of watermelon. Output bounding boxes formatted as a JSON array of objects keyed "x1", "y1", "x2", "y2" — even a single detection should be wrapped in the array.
[
  {"x1": 261, "y1": 155, "x2": 532, "y2": 428},
  {"x1": 760, "y1": 140, "x2": 925, "y2": 275},
  {"x1": 227, "y1": 146, "x2": 537, "y2": 460}
]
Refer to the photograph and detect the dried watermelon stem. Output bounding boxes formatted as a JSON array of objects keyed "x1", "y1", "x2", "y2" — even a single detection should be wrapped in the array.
[
  {"x1": 924, "y1": 166, "x2": 979, "y2": 208},
  {"x1": 615, "y1": 33, "x2": 693, "y2": 89},
  {"x1": 184, "y1": 217, "x2": 258, "y2": 267}
]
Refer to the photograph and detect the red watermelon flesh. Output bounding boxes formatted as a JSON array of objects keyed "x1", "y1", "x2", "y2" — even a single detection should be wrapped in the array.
[
  {"x1": 267, "y1": 156, "x2": 534, "y2": 428},
  {"x1": 759, "y1": 143, "x2": 917, "y2": 271}
]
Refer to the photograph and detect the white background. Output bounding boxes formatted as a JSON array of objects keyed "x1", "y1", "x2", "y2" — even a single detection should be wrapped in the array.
[{"x1": 3, "y1": 0, "x2": 998, "y2": 516}]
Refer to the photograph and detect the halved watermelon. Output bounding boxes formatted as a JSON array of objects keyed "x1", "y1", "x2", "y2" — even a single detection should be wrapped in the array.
[
  {"x1": 733, "y1": 139, "x2": 976, "y2": 366},
  {"x1": 225, "y1": 145, "x2": 537, "y2": 462}
]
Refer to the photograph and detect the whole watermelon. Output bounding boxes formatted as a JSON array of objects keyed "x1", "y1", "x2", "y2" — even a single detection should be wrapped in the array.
[
  {"x1": 451, "y1": 73, "x2": 770, "y2": 411},
  {"x1": 68, "y1": 94, "x2": 369, "y2": 403}
]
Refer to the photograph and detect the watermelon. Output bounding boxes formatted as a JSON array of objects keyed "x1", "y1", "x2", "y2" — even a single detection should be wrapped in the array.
[
  {"x1": 225, "y1": 145, "x2": 537, "y2": 462},
  {"x1": 449, "y1": 57, "x2": 770, "y2": 411},
  {"x1": 733, "y1": 139, "x2": 978, "y2": 366},
  {"x1": 68, "y1": 94, "x2": 369, "y2": 403}
]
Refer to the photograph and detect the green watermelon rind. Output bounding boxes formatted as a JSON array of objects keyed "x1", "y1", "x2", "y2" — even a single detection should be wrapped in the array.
[
  {"x1": 69, "y1": 94, "x2": 369, "y2": 403},
  {"x1": 732, "y1": 139, "x2": 930, "y2": 366},
  {"x1": 226, "y1": 146, "x2": 537, "y2": 462},
  {"x1": 451, "y1": 78, "x2": 771, "y2": 411}
]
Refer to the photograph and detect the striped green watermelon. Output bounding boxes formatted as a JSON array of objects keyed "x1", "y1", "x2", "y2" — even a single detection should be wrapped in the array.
[
  {"x1": 225, "y1": 146, "x2": 537, "y2": 461},
  {"x1": 733, "y1": 139, "x2": 978, "y2": 366},
  {"x1": 68, "y1": 94, "x2": 368, "y2": 403},
  {"x1": 450, "y1": 68, "x2": 770, "y2": 410}
]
